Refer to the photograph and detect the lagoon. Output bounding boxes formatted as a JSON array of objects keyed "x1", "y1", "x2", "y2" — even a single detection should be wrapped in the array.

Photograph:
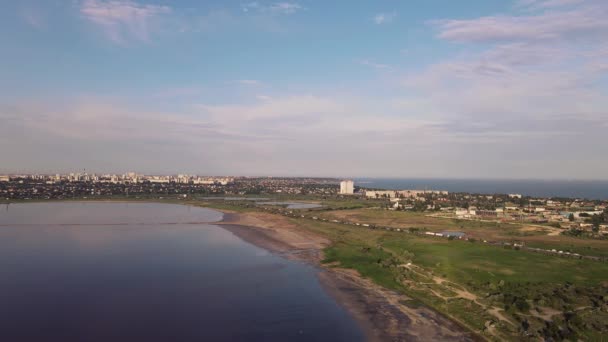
[{"x1": 0, "y1": 202, "x2": 362, "y2": 341}]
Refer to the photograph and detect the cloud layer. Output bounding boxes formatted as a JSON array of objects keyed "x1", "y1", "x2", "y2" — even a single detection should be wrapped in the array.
[
  {"x1": 80, "y1": 0, "x2": 171, "y2": 43},
  {"x1": 241, "y1": 2, "x2": 303, "y2": 15},
  {"x1": 3, "y1": 0, "x2": 607, "y2": 178}
]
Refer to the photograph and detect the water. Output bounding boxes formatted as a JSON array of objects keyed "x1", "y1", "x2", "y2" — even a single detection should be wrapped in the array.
[
  {"x1": 198, "y1": 198, "x2": 323, "y2": 209},
  {"x1": 0, "y1": 202, "x2": 362, "y2": 342},
  {"x1": 356, "y1": 178, "x2": 608, "y2": 200},
  {"x1": 257, "y1": 202, "x2": 324, "y2": 209}
]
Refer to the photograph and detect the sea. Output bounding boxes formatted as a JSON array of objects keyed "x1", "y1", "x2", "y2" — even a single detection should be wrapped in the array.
[
  {"x1": 0, "y1": 202, "x2": 363, "y2": 342},
  {"x1": 355, "y1": 178, "x2": 608, "y2": 200}
]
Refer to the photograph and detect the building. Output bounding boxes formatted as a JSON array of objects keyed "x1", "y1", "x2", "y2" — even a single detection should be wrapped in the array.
[
  {"x1": 474, "y1": 210, "x2": 498, "y2": 217},
  {"x1": 365, "y1": 189, "x2": 448, "y2": 199},
  {"x1": 0, "y1": 175, "x2": 9, "y2": 182},
  {"x1": 339, "y1": 180, "x2": 354, "y2": 194}
]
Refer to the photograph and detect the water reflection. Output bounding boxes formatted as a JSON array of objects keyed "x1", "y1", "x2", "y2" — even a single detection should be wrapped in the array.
[{"x1": 0, "y1": 202, "x2": 362, "y2": 342}]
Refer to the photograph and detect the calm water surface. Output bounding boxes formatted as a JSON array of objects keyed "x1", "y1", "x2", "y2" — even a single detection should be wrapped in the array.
[{"x1": 0, "y1": 202, "x2": 363, "y2": 341}]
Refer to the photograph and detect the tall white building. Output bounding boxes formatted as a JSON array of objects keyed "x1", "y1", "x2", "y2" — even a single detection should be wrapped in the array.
[{"x1": 340, "y1": 180, "x2": 354, "y2": 194}]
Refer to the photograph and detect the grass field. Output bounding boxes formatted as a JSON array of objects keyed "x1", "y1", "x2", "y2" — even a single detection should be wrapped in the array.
[
  {"x1": 317, "y1": 208, "x2": 608, "y2": 258},
  {"x1": 382, "y1": 237, "x2": 608, "y2": 285},
  {"x1": 302, "y1": 218, "x2": 608, "y2": 286},
  {"x1": 289, "y1": 214, "x2": 608, "y2": 340}
]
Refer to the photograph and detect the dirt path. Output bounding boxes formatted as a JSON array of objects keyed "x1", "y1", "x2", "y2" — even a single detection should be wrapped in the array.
[
  {"x1": 529, "y1": 306, "x2": 562, "y2": 321},
  {"x1": 401, "y1": 263, "x2": 515, "y2": 327}
]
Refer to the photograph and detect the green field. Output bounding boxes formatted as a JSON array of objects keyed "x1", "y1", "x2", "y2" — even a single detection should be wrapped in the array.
[
  {"x1": 318, "y1": 208, "x2": 608, "y2": 258},
  {"x1": 291, "y1": 215, "x2": 608, "y2": 341},
  {"x1": 382, "y1": 237, "x2": 608, "y2": 285},
  {"x1": 302, "y1": 218, "x2": 608, "y2": 286}
]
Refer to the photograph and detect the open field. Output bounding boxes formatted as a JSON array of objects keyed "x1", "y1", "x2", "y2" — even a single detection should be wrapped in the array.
[
  {"x1": 317, "y1": 208, "x2": 608, "y2": 258},
  {"x1": 291, "y1": 216, "x2": 608, "y2": 340},
  {"x1": 295, "y1": 217, "x2": 608, "y2": 286}
]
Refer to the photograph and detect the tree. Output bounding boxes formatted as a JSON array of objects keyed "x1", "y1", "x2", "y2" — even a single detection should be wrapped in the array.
[
  {"x1": 591, "y1": 214, "x2": 601, "y2": 233},
  {"x1": 568, "y1": 213, "x2": 575, "y2": 222}
]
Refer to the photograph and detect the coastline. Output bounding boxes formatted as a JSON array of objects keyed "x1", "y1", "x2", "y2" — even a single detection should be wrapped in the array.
[{"x1": 216, "y1": 210, "x2": 480, "y2": 342}]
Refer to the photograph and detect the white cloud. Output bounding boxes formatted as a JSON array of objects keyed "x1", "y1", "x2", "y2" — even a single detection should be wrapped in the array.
[
  {"x1": 5, "y1": 0, "x2": 608, "y2": 178},
  {"x1": 241, "y1": 2, "x2": 260, "y2": 12},
  {"x1": 392, "y1": 0, "x2": 608, "y2": 177},
  {"x1": 80, "y1": 0, "x2": 171, "y2": 44},
  {"x1": 0, "y1": 94, "x2": 445, "y2": 175},
  {"x1": 434, "y1": 2, "x2": 608, "y2": 43},
  {"x1": 359, "y1": 59, "x2": 391, "y2": 69},
  {"x1": 241, "y1": 2, "x2": 303, "y2": 15},
  {"x1": 516, "y1": 0, "x2": 585, "y2": 9},
  {"x1": 269, "y1": 2, "x2": 303, "y2": 14},
  {"x1": 256, "y1": 95, "x2": 273, "y2": 101},
  {"x1": 373, "y1": 12, "x2": 396, "y2": 25},
  {"x1": 234, "y1": 79, "x2": 262, "y2": 86}
]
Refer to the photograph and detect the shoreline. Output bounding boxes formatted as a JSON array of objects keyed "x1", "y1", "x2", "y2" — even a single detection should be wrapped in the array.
[
  {"x1": 6, "y1": 200, "x2": 481, "y2": 340},
  {"x1": 216, "y1": 211, "x2": 480, "y2": 342}
]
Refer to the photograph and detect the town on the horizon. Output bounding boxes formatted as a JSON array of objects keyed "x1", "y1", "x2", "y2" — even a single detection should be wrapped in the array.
[{"x1": 2, "y1": 172, "x2": 606, "y2": 237}]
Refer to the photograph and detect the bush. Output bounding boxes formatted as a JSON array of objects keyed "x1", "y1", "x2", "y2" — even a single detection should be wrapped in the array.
[{"x1": 514, "y1": 298, "x2": 530, "y2": 312}]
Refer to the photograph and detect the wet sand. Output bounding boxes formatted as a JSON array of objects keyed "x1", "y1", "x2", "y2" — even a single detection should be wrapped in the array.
[{"x1": 217, "y1": 211, "x2": 481, "y2": 342}]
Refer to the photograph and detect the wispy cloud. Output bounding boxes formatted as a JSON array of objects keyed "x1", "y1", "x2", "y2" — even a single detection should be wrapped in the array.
[
  {"x1": 256, "y1": 95, "x2": 272, "y2": 101},
  {"x1": 269, "y1": 2, "x2": 303, "y2": 14},
  {"x1": 241, "y1": 2, "x2": 303, "y2": 15},
  {"x1": 397, "y1": 0, "x2": 608, "y2": 176},
  {"x1": 234, "y1": 79, "x2": 262, "y2": 86},
  {"x1": 516, "y1": 0, "x2": 585, "y2": 9},
  {"x1": 21, "y1": 6, "x2": 46, "y2": 29},
  {"x1": 359, "y1": 59, "x2": 391, "y2": 69},
  {"x1": 80, "y1": 0, "x2": 171, "y2": 44},
  {"x1": 373, "y1": 12, "x2": 396, "y2": 25},
  {"x1": 1, "y1": 94, "x2": 442, "y2": 176},
  {"x1": 434, "y1": 1, "x2": 608, "y2": 43}
]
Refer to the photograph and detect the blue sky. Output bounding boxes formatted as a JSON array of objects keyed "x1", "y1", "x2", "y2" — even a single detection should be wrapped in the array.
[{"x1": 1, "y1": 0, "x2": 607, "y2": 178}]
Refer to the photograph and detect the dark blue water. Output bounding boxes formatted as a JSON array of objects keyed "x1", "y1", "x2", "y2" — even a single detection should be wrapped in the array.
[
  {"x1": 356, "y1": 178, "x2": 608, "y2": 200},
  {"x1": 0, "y1": 202, "x2": 363, "y2": 342}
]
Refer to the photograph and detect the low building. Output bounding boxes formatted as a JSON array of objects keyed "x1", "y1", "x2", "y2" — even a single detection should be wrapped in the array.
[
  {"x1": 365, "y1": 189, "x2": 448, "y2": 199},
  {"x1": 475, "y1": 210, "x2": 498, "y2": 217},
  {"x1": 455, "y1": 209, "x2": 469, "y2": 218}
]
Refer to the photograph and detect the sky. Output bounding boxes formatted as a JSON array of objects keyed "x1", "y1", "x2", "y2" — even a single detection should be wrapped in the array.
[{"x1": 1, "y1": 0, "x2": 607, "y2": 179}]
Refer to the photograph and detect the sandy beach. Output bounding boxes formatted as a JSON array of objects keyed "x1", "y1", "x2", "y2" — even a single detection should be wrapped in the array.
[{"x1": 217, "y1": 211, "x2": 480, "y2": 342}]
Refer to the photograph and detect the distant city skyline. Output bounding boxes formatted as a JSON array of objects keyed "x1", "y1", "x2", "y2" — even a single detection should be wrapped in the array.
[{"x1": 2, "y1": 0, "x2": 607, "y2": 179}]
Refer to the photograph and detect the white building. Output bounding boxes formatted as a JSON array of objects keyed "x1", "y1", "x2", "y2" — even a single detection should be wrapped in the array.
[
  {"x1": 365, "y1": 189, "x2": 448, "y2": 199},
  {"x1": 340, "y1": 180, "x2": 354, "y2": 194}
]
